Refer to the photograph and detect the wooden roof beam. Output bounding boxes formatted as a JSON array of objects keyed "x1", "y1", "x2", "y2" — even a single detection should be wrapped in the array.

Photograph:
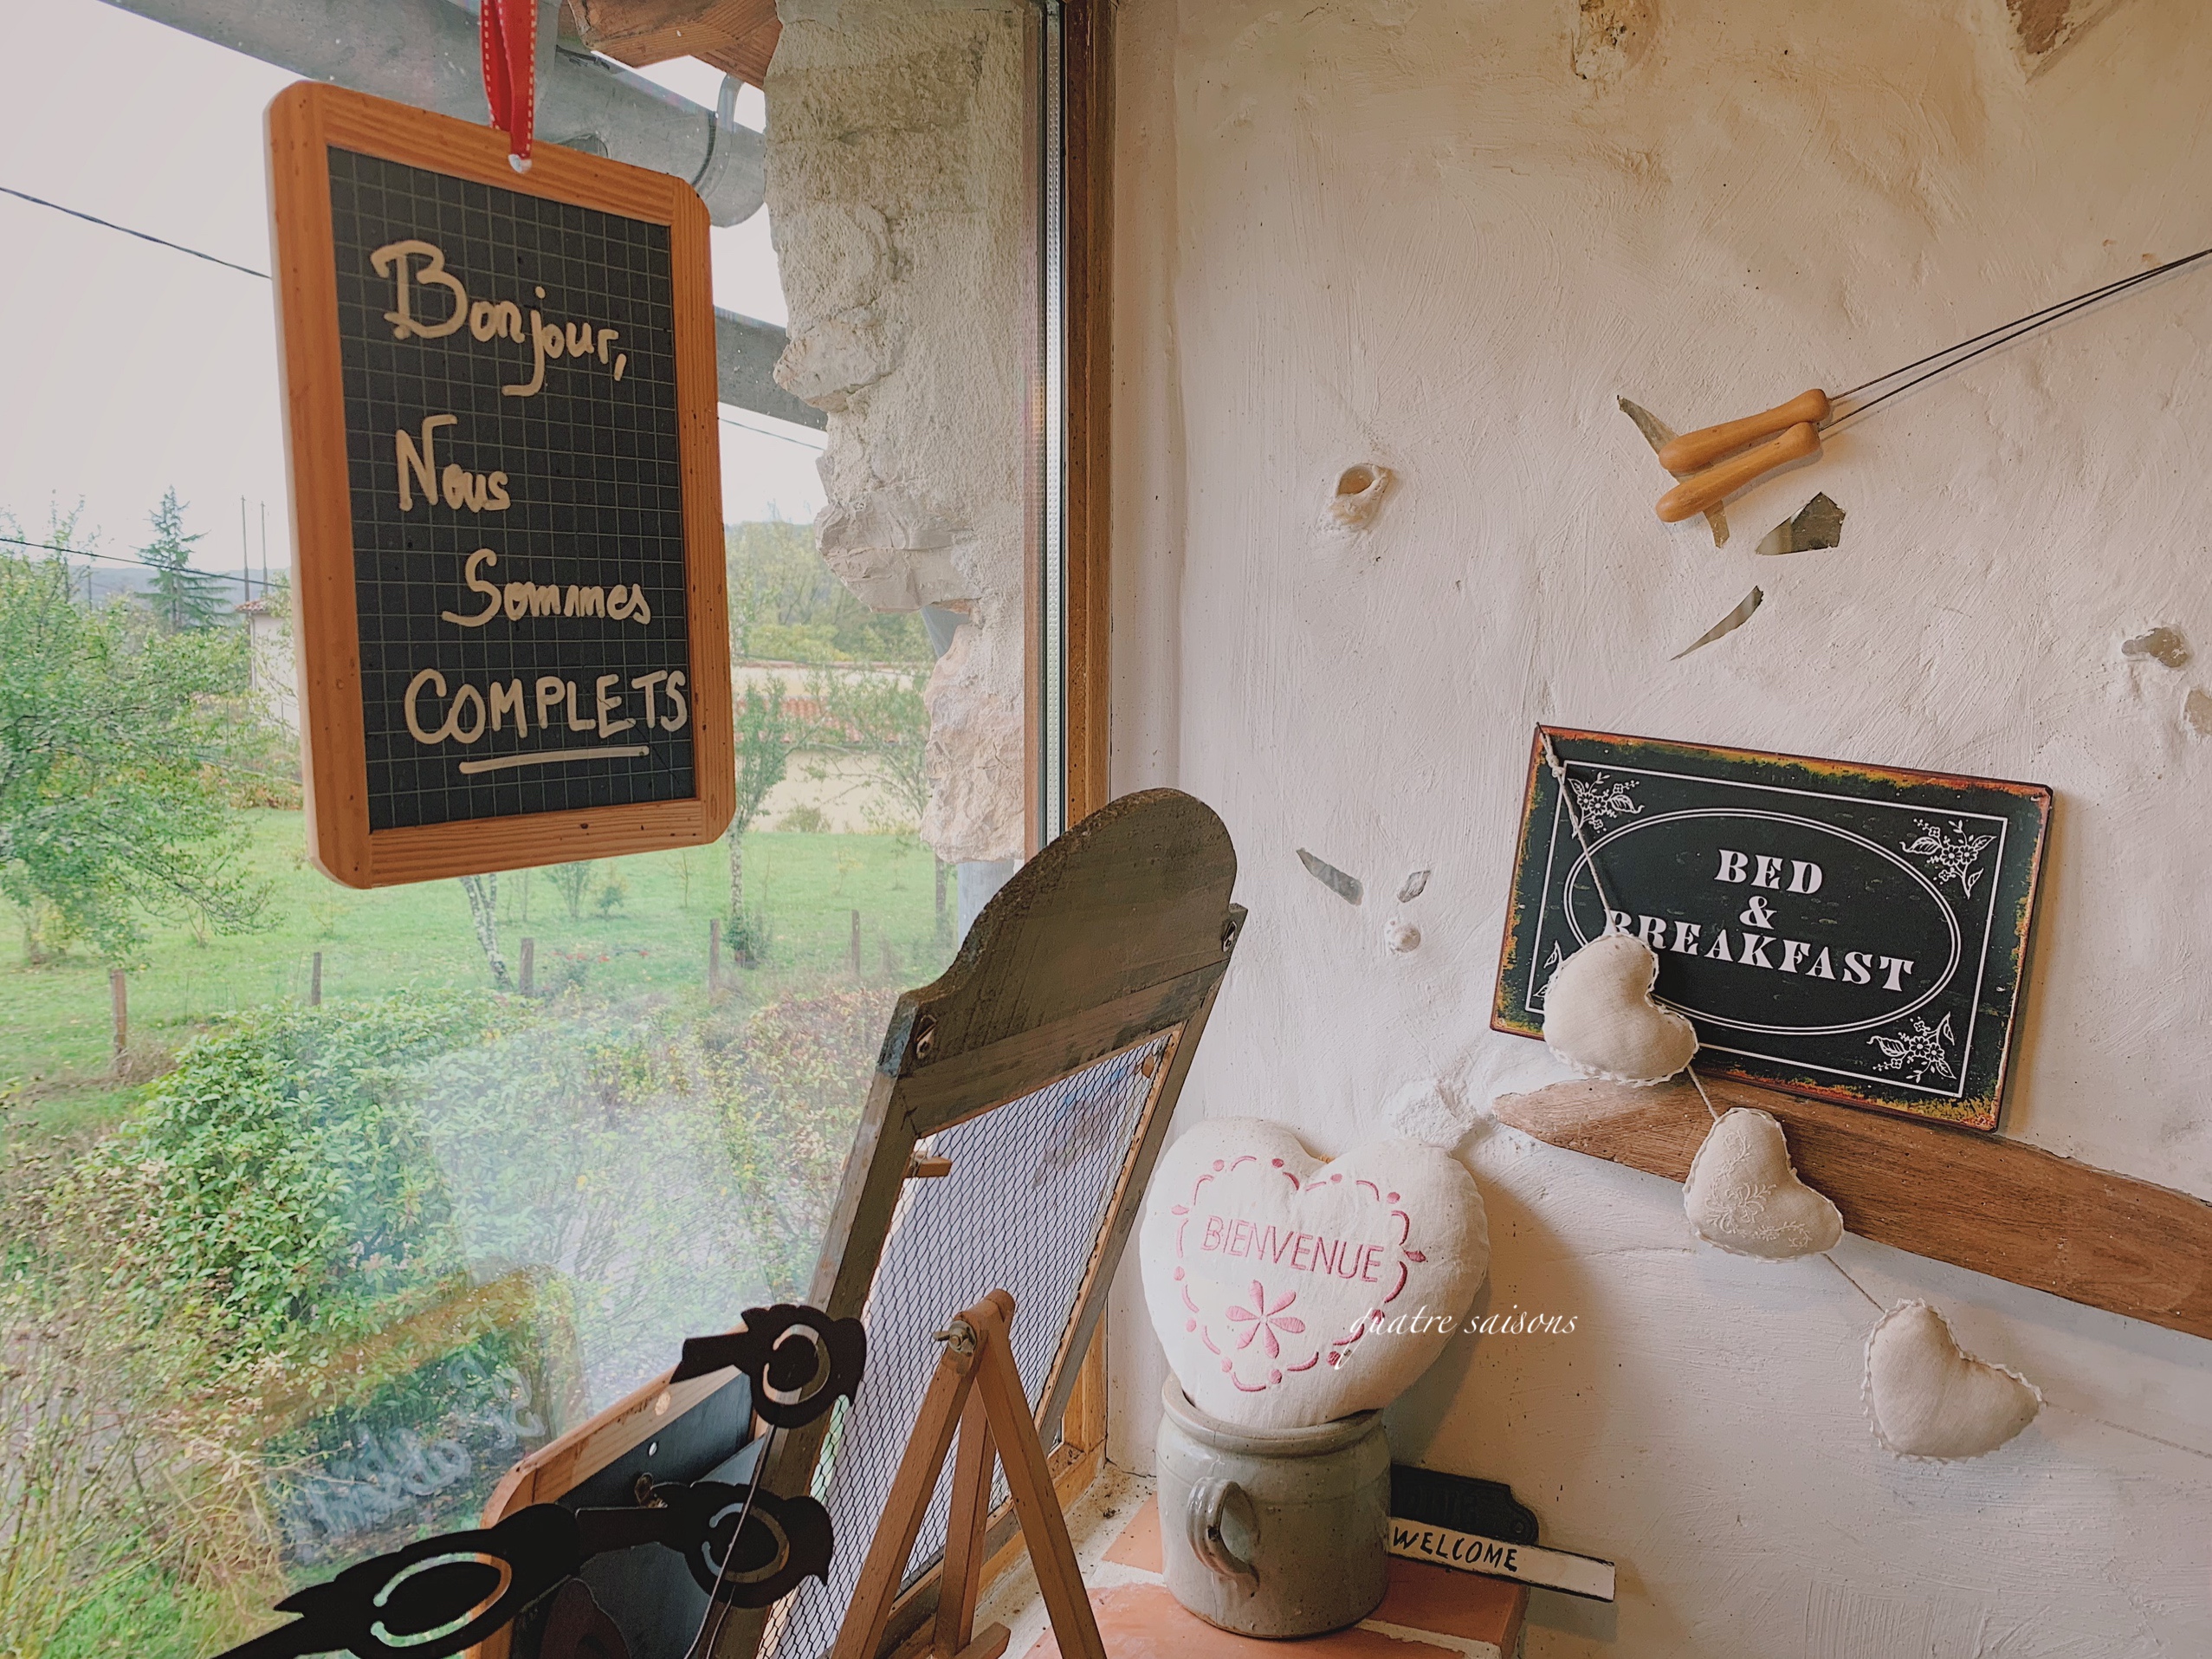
[{"x1": 562, "y1": 0, "x2": 780, "y2": 87}]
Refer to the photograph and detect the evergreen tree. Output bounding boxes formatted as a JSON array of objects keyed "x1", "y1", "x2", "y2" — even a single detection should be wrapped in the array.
[{"x1": 139, "y1": 488, "x2": 227, "y2": 632}]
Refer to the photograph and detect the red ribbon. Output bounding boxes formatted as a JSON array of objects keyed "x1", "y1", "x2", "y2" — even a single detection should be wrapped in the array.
[{"x1": 481, "y1": 0, "x2": 537, "y2": 171}]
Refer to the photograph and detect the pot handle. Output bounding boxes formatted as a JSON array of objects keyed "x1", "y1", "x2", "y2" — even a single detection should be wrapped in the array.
[{"x1": 1187, "y1": 1477, "x2": 1259, "y2": 1589}]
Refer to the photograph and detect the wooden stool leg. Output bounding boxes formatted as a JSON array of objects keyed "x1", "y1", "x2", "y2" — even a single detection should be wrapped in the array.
[
  {"x1": 970, "y1": 1296, "x2": 1106, "y2": 1659},
  {"x1": 831, "y1": 1349, "x2": 976, "y2": 1659},
  {"x1": 833, "y1": 1293, "x2": 1099, "y2": 1659},
  {"x1": 934, "y1": 1386, "x2": 997, "y2": 1656}
]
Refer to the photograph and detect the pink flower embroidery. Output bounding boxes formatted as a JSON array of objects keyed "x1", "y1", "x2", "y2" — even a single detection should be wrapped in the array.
[{"x1": 1225, "y1": 1281, "x2": 1305, "y2": 1358}]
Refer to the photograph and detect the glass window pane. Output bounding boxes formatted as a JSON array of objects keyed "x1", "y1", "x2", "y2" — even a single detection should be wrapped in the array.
[{"x1": 0, "y1": 4, "x2": 1055, "y2": 1652}]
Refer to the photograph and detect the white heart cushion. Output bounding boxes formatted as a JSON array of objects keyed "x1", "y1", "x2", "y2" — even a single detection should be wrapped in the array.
[
  {"x1": 1684, "y1": 1108, "x2": 1843, "y2": 1259},
  {"x1": 1543, "y1": 935, "x2": 1698, "y2": 1085},
  {"x1": 1141, "y1": 1118, "x2": 1489, "y2": 1430},
  {"x1": 1864, "y1": 1300, "x2": 2041, "y2": 1460}
]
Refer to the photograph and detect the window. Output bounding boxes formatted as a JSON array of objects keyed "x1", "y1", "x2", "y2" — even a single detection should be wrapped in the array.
[{"x1": 0, "y1": 3, "x2": 1084, "y2": 1653}]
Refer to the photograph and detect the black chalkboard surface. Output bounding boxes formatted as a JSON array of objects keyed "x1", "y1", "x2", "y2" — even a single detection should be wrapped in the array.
[
  {"x1": 1492, "y1": 728, "x2": 2050, "y2": 1130},
  {"x1": 271, "y1": 84, "x2": 733, "y2": 887}
]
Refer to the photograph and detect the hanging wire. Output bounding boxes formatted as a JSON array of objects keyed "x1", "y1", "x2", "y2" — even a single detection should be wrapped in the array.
[
  {"x1": 682, "y1": 1421, "x2": 784, "y2": 1659},
  {"x1": 3, "y1": 532, "x2": 191, "y2": 574},
  {"x1": 1829, "y1": 242, "x2": 2212, "y2": 429},
  {"x1": 1821, "y1": 1250, "x2": 1885, "y2": 1312},
  {"x1": 1540, "y1": 734, "x2": 1620, "y2": 918},
  {"x1": 718, "y1": 414, "x2": 829, "y2": 451}
]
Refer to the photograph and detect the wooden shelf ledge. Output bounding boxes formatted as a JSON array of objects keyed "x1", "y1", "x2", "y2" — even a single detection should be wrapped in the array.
[{"x1": 1492, "y1": 1073, "x2": 2212, "y2": 1344}]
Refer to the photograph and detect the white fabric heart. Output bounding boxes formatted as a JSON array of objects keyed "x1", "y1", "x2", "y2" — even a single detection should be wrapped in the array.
[
  {"x1": 1141, "y1": 1118, "x2": 1489, "y2": 1430},
  {"x1": 1542, "y1": 935, "x2": 1698, "y2": 1085},
  {"x1": 1864, "y1": 1301, "x2": 2041, "y2": 1460},
  {"x1": 1683, "y1": 1108, "x2": 1843, "y2": 1259}
]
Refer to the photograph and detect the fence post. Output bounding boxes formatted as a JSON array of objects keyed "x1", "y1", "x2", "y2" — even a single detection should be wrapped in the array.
[
  {"x1": 708, "y1": 918, "x2": 721, "y2": 993},
  {"x1": 851, "y1": 909, "x2": 863, "y2": 979},
  {"x1": 110, "y1": 969, "x2": 127, "y2": 1069},
  {"x1": 310, "y1": 951, "x2": 323, "y2": 1007},
  {"x1": 520, "y1": 937, "x2": 535, "y2": 996}
]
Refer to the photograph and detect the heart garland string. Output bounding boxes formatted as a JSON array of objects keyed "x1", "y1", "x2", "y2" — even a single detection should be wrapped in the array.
[{"x1": 1536, "y1": 735, "x2": 2039, "y2": 1459}]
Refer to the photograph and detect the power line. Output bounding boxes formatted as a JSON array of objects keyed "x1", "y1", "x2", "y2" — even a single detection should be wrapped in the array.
[
  {"x1": 0, "y1": 533, "x2": 264, "y2": 587},
  {"x1": 0, "y1": 183, "x2": 269, "y2": 281},
  {"x1": 1, "y1": 532, "x2": 167, "y2": 572},
  {"x1": 6, "y1": 185, "x2": 839, "y2": 458},
  {"x1": 719, "y1": 414, "x2": 827, "y2": 451}
]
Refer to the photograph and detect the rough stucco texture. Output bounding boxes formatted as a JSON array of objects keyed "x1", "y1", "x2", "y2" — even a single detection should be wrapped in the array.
[
  {"x1": 1103, "y1": 2, "x2": 2212, "y2": 1655},
  {"x1": 765, "y1": 0, "x2": 1027, "y2": 863}
]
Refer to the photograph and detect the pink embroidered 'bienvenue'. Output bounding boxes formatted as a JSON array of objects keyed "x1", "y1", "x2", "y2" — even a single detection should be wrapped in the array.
[{"x1": 1166, "y1": 1152, "x2": 1429, "y2": 1393}]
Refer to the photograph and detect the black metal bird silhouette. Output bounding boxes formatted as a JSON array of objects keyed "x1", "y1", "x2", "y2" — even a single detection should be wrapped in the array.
[
  {"x1": 573, "y1": 1481, "x2": 836, "y2": 1606},
  {"x1": 667, "y1": 1302, "x2": 866, "y2": 1428},
  {"x1": 217, "y1": 1506, "x2": 585, "y2": 1659},
  {"x1": 208, "y1": 1305, "x2": 861, "y2": 1659}
]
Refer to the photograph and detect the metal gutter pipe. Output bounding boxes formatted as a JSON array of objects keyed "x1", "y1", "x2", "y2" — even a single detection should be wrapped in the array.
[{"x1": 99, "y1": 0, "x2": 766, "y2": 225}]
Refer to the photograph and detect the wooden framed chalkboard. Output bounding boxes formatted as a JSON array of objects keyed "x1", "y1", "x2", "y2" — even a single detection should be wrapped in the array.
[
  {"x1": 268, "y1": 83, "x2": 733, "y2": 887},
  {"x1": 1492, "y1": 728, "x2": 2051, "y2": 1130}
]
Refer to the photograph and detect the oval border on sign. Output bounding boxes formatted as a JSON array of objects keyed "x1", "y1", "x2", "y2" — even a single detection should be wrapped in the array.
[{"x1": 1561, "y1": 807, "x2": 1963, "y2": 1037}]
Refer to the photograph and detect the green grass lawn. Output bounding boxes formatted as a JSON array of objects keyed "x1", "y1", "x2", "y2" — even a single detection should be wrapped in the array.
[{"x1": 0, "y1": 810, "x2": 956, "y2": 1139}]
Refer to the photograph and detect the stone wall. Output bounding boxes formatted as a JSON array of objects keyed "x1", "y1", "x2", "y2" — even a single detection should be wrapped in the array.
[{"x1": 763, "y1": 0, "x2": 1029, "y2": 864}]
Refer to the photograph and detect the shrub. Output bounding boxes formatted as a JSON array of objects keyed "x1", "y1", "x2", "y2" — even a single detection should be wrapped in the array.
[
  {"x1": 66, "y1": 991, "x2": 521, "y2": 1366},
  {"x1": 1, "y1": 1111, "x2": 286, "y2": 1658},
  {"x1": 708, "y1": 987, "x2": 884, "y2": 1300},
  {"x1": 0, "y1": 976, "x2": 894, "y2": 1650},
  {"x1": 593, "y1": 869, "x2": 629, "y2": 917}
]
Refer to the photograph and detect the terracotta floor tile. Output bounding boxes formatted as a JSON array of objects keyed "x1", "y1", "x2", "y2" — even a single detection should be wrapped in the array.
[
  {"x1": 1373, "y1": 1561, "x2": 1526, "y2": 1645},
  {"x1": 1023, "y1": 1582, "x2": 1481, "y2": 1658},
  {"x1": 1102, "y1": 1496, "x2": 1163, "y2": 1572}
]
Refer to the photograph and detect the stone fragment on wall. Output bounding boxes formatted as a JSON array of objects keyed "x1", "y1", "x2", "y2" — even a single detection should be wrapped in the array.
[
  {"x1": 765, "y1": 0, "x2": 1030, "y2": 865},
  {"x1": 2008, "y1": 0, "x2": 2139, "y2": 68},
  {"x1": 1573, "y1": 0, "x2": 1656, "y2": 83}
]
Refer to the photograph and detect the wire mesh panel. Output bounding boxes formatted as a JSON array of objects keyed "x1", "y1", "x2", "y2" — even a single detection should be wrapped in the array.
[{"x1": 760, "y1": 1032, "x2": 1174, "y2": 1659}]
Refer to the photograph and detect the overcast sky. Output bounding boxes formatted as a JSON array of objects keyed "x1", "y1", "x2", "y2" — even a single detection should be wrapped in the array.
[{"x1": 0, "y1": 0, "x2": 825, "y2": 576}]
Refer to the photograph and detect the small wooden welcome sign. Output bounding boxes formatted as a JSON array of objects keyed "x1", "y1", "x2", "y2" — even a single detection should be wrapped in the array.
[{"x1": 269, "y1": 83, "x2": 733, "y2": 887}]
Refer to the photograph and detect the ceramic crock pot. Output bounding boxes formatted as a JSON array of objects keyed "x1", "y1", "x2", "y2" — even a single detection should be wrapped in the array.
[{"x1": 1154, "y1": 1374, "x2": 1390, "y2": 1637}]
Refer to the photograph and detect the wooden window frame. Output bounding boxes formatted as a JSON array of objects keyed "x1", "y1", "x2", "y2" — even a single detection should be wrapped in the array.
[{"x1": 1052, "y1": 0, "x2": 1116, "y2": 1517}]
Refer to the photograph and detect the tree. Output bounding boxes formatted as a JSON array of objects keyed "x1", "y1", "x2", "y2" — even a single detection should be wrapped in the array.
[
  {"x1": 457, "y1": 873, "x2": 509, "y2": 988},
  {"x1": 728, "y1": 683, "x2": 806, "y2": 962},
  {"x1": 809, "y1": 667, "x2": 929, "y2": 824},
  {"x1": 808, "y1": 666, "x2": 948, "y2": 932},
  {"x1": 711, "y1": 988, "x2": 881, "y2": 1299},
  {"x1": 726, "y1": 517, "x2": 932, "y2": 664},
  {"x1": 547, "y1": 861, "x2": 594, "y2": 921},
  {"x1": 0, "y1": 541, "x2": 268, "y2": 962},
  {"x1": 139, "y1": 488, "x2": 229, "y2": 633}
]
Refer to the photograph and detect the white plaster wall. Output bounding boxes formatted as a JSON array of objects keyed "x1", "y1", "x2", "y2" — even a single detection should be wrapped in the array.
[{"x1": 1104, "y1": 2, "x2": 2212, "y2": 1653}]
